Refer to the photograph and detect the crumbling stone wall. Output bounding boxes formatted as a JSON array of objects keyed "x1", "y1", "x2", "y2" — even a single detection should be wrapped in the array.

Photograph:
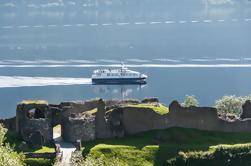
[
  {"x1": 60, "y1": 99, "x2": 100, "y2": 141},
  {"x1": 49, "y1": 104, "x2": 62, "y2": 127},
  {"x1": 103, "y1": 99, "x2": 251, "y2": 137},
  {"x1": 141, "y1": 97, "x2": 159, "y2": 103},
  {"x1": 168, "y1": 101, "x2": 251, "y2": 133},
  {"x1": 60, "y1": 100, "x2": 99, "y2": 117},
  {"x1": 13, "y1": 97, "x2": 251, "y2": 145},
  {"x1": 105, "y1": 99, "x2": 140, "y2": 107},
  {"x1": 95, "y1": 99, "x2": 113, "y2": 138},
  {"x1": 110, "y1": 107, "x2": 166, "y2": 134},
  {"x1": 241, "y1": 100, "x2": 251, "y2": 119},
  {"x1": 62, "y1": 115, "x2": 95, "y2": 142},
  {"x1": 16, "y1": 101, "x2": 53, "y2": 146},
  {"x1": 0, "y1": 117, "x2": 16, "y2": 131},
  {"x1": 168, "y1": 100, "x2": 220, "y2": 131}
]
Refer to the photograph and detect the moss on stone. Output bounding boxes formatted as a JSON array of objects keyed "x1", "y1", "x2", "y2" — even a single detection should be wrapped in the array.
[
  {"x1": 125, "y1": 103, "x2": 169, "y2": 115},
  {"x1": 85, "y1": 108, "x2": 98, "y2": 115},
  {"x1": 20, "y1": 100, "x2": 48, "y2": 105}
]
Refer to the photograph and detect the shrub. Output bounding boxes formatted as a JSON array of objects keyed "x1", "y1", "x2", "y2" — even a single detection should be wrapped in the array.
[
  {"x1": 0, "y1": 124, "x2": 25, "y2": 166},
  {"x1": 167, "y1": 144, "x2": 251, "y2": 166},
  {"x1": 181, "y1": 95, "x2": 199, "y2": 107},
  {"x1": 0, "y1": 124, "x2": 7, "y2": 145},
  {"x1": 215, "y1": 95, "x2": 245, "y2": 117}
]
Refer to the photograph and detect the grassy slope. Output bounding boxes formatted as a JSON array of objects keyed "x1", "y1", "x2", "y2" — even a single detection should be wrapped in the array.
[
  {"x1": 32, "y1": 146, "x2": 55, "y2": 153},
  {"x1": 83, "y1": 127, "x2": 251, "y2": 166}
]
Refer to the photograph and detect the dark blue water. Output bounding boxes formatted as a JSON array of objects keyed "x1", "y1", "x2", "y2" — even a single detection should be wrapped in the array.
[{"x1": 1, "y1": 0, "x2": 251, "y2": 118}]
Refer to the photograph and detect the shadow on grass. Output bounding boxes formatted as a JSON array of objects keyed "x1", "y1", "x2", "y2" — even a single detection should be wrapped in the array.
[
  {"x1": 5, "y1": 130, "x2": 55, "y2": 153},
  {"x1": 82, "y1": 127, "x2": 251, "y2": 166},
  {"x1": 24, "y1": 158, "x2": 54, "y2": 166}
]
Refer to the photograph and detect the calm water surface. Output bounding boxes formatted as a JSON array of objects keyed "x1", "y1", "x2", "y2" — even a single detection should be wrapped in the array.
[{"x1": 0, "y1": 0, "x2": 251, "y2": 118}]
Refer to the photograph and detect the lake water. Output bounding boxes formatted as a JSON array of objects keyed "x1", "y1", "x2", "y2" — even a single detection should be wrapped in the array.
[{"x1": 0, "y1": 0, "x2": 251, "y2": 118}]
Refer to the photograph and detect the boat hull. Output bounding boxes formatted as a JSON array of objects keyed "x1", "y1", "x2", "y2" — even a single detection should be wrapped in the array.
[{"x1": 92, "y1": 77, "x2": 146, "y2": 84}]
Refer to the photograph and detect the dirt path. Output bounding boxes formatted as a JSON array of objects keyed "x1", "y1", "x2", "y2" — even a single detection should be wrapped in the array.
[{"x1": 53, "y1": 127, "x2": 76, "y2": 166}]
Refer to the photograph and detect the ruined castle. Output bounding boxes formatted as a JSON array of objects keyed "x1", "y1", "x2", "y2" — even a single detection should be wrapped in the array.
[{"x1": 6, "y1": 98, "x2": 251, "y2": 147}]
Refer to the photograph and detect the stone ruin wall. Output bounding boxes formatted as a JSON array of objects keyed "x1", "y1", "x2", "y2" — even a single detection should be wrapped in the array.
[
  {"x1": 15, "y1": 103, "x2": 53, "y2": 145},
  {"x1": 111, "y1": 107, "x2": 167, "y2": 135},
  {"x1": 60, "y1": 100, "x2": 99, "y2": 118},
  {"x1": 167, "y1": 101, "x2": 251, "y2": 133},
  {"x1": 3, "y1": 97, "x2": 251, "y2": 146},
  {"x1": 111, "y1": 100, "x2": 251, "y2": 136},
  {"x1": 62, "y1": 116, "x2": 95, "y2": 142},
  {"x1": 60, "y1": 99, "x2": 100, "y2": 142},
  {"x1": 0, "y1": 117, "x2": 16, "y2": 131}
]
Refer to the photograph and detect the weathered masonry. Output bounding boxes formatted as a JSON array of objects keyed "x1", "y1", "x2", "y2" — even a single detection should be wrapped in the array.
[{"x1": 12, "y1": 98, "x2": 251, "y2": 147}]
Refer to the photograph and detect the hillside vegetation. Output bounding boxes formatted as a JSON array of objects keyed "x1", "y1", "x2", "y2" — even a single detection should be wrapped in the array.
[
  {"x1": 80, "y1": 127, "x2": 251, "y2": 166},
  {"x1": 0, "y1": 124, "x2": 25, "y2": 166},
  {"x1": 4, "y1": 127, "x2": 54, "y2": 166}
]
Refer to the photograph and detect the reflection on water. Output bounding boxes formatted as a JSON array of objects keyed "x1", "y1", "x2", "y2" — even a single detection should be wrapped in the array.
[{"x1": 93, "y1": 84, "x2": 147, "y2": 99}]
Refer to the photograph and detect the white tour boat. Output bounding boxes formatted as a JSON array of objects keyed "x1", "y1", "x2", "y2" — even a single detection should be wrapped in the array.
[{"x1": 91, "y1": 65, "x2": 147, "y2": 84}]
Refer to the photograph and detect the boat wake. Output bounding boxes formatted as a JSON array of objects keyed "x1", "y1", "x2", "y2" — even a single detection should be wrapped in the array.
[
  {"x1": 1, "y1": 58, "x2": 251, "y2": 68},
  {"x1": 2, "y1": 63, "x2": 251, "y2": 68},
  {"x1": 0, "y1": 58, "x2": 250, "y2": 65},
  {"x1": 0, "y1": 76, "x2": 92, "y2": 88}
]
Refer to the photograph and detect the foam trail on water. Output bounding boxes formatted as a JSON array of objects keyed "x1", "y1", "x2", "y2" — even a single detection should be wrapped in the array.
[
  {"x1": 243, "y1": 58, "x2": 251, "y2": 61},
  {"x1": 96, "y1": 59, "x2": 121, "y2": 63},
  {"x1": 215, "y1": 58, "x2": 241, "y2": 62},
  {"x1": 126, "y1": 59, "x2": 150, "y2": 63},
  {"x1": 1, "y1": 58, "x2": 248, "y2": 65},
  {"x1": 0, "y1": 76, "x2": 92, "y2": 88},
  {"x1": 33, "y1": 60, "x2": 72, "y2": 64},
  {"x1": 0, "y1": 60, "x2": 36, "y2": 64},
  {"x1": 2, "y1": 64, "x2": 251, "y2": 68},
  {"x1": 190, "y1": 58, "x2": 216, "y2": 62},
  {"x1": 0, "y1": 59, "x2": 95, "y2": 64},
  {"x1": 68, "y1": 60, "x2": 95, "y2": 63},
  {"x1": 154, "y1": 58, "x2": 181, "y2": 62}
]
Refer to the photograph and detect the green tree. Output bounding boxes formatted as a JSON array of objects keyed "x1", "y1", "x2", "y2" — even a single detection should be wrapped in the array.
[
  {"x1": 215, "y1": 95, "x2": 245, "y2": 117},
  {"x1": 182, "y1": 95, "x2": 199, "y2": 107}
]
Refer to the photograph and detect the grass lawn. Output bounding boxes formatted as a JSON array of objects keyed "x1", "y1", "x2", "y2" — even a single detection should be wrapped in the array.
[
  {"x1": 125, "y1": 103, "x2": 169, "y2": 115},
  {"x1": 31, "y1": 146, "x2": 55, "y2": 153},
  {"x1": 23, "y1": 145, "x2": 55, "y2": 166},
  {"x1": 82, "y1": 127, "x2": 251, "y2": 166}
]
